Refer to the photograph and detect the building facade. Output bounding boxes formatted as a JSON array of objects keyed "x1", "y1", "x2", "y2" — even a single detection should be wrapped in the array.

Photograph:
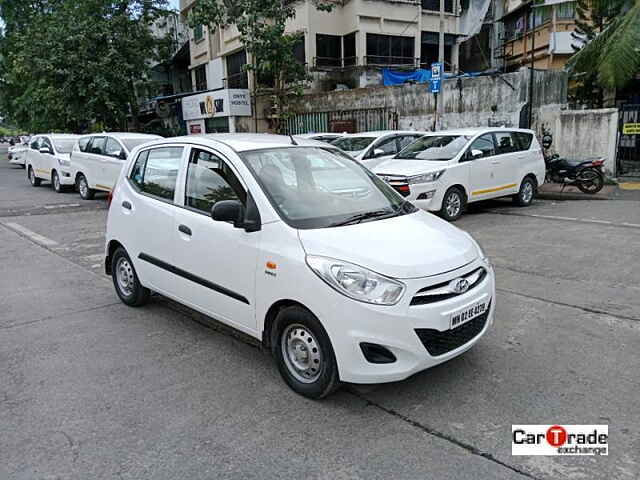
[{"x1": 179, "y1": 0, "x2": 470, "y2": 133}]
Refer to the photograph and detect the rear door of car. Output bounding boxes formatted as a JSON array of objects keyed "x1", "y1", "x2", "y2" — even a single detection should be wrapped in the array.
[
  {"x1": 72, "y1": 136, "x2": 93, "y2": 185},
  {"x1": 488, "y1": 131, "x2": 520, "y2": 197},
  {"x1": 87, "y1": 136, "x2": 107, "y2": 188},
  {"x1": 512, "y1": 131, "x2": 543, "y2": 184}
]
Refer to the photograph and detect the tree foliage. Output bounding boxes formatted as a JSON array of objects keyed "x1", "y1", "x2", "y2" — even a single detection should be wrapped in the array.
[
  {"x1": 189, "y1": 0, "x2": 335, "y2": 133},
  {"x1": 568, "y1": 0, "x2": 640, "y2": 95},
  {"x1": 0, "y1": 0, "x2": 173, "y2": 132}
]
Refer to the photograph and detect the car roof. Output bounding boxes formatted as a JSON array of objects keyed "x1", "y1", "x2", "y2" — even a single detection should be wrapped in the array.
[
  {"x1": 37, "y1": 133, "x2": 80, "y2": 139},
  {"x1": 422, "y1": 127, "x2": 536, "y2": 136},
  {"x1": 140, "y1": 133, "x2": 335, "y2": 153},
  {"x1": 295, "y1": 133, "x2": 344, "y2": 138},
  {"x1": 338, "y1": 130, "x2": 427, "y2": 138},
  {"x1": 78, "y1": 132, "x2": 161, "y2": 139}
]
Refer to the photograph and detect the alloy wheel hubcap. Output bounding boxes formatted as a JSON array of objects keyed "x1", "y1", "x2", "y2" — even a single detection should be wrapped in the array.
[
  {"x1": 115, "y1": 257, "x2": 135, "y2": 297},
  {"x1": 282, "y1": 324, "x2": 322, "y2": 383},
  {"x1": 29, "y1": 169, "x2": 34, "y2": 183},
  {"x1": 80, "y1": 178, "x2": 87, "y2": 196},
  {"x1": 522, "y1": 182, "x2": 533, "y2": 203},
  {"x1": 54, "y1": 174, "x2": 59, "y2": 190},
  {"x1": 446, "y1": 193, "x2": 461, "y2": 218}
]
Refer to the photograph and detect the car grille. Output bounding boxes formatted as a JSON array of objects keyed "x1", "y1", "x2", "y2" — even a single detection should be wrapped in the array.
[
  {"x1": 410, "y1": 267, "x2": 487, "y2": 306},
  {"x1": 377, "y1": 174, "x2": 410, "y2": 197},
  {"x1": 414, "y1": 301, "x2": 491, "y2": 356}
]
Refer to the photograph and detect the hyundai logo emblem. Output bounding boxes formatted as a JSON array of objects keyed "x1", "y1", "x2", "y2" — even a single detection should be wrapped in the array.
[{"x1": 450, "y1": 278, "x2": 470, "y2": 294}]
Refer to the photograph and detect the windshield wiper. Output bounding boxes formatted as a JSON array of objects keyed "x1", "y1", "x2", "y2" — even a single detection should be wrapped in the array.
[{"x1": 329, "y1": 208, "x2": 397, "y2": 227}]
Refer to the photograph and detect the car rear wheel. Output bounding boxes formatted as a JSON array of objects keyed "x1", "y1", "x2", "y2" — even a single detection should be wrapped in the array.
[
  {"x1": 77, "y1": 174, "x2": 95, "y2": 200},
  {"x1": 28, "y1": 166, "x2": 41, "y2": 187},
  {"x1": 513, "y1": 176, "x2": 536, "y2": 206},
  {"x1": 440, "y1": 187, "x2": 465, "y2": 221},
  {"x1": 111, "y1": 247, "x2": 150, "y2": 307},
  {"x1": 273, "y1": 306, "x2": 340, "y2": 399}
]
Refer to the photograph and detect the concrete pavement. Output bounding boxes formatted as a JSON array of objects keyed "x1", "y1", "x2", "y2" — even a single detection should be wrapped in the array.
[{"x1": 1, "y1": 145, "x2": 638, "y2": 479}]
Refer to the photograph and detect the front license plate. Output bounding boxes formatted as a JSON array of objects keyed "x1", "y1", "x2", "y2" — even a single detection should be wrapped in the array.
[{"x1": 450, "y1": 300, "x2": 487, "y2": 329}]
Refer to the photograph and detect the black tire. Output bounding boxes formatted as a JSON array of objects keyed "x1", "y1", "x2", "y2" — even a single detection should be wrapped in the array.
[
  {"x1": 576, "y1": 168, "x2": 604, "y2": 194},
  {"x1": 111, "y1": 247, "x2": 150, "y2": 307},
  {"x1": 272, "y1": 306, "x2": 340, "y2": 399},
  {"x1": 439, "y1": 187, "x2": 466, "y2": 222},
  {"x1": 77, "y1": 174, "x2": 95, "y2": 200},
  {"x1": 28, "y1": 166, "x2": 41, "y2": 187},
  {"x1": 512, "y1": 176, "x2": 536, "y2": 207},
  {"x1": 52, "y1": 170, "x2": 64, "y2": 193}
]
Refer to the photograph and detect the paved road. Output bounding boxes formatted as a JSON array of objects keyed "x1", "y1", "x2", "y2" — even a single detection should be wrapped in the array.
[{"x1": 1, "y1": 145, "x2": 638, "y2": 479}]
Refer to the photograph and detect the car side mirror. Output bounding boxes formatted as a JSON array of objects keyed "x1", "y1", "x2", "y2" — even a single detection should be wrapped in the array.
[
  {"x1": 372, "y1": 148, "x2": 385, "y2": 158},
  {"x1": 211, "y1": 194, "x2": 261, "y2": 232},
  {"x1": 470, "y1": 149, "x2": 483, "y2": 159},
  {"x1": 39, "y1": 147, "x2": 52, "y2": 155},
  {"x1": 115, "y1": 150, "x2": 127, "y2": 160}
]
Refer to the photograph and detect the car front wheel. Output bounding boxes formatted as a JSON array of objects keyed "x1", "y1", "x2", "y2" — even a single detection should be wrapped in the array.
[
  {"x1": 28, "y1": 166, "x2": 41, "y2": 187},
  {"x1": 273, "y1": 306, "x2": 340, "y2": 399},
  {"x1": 52, "y1": 171, "x2": 63, "y2": 193},
  {"x1": 111, "y1": 247, "x2": 150, "y2": 307},
  {"x1": 440, "y1": 187, "x2": 465, "y2": 221},
  {"x1": 77, "y1": 174, "x2": 95, "y2": 200}
]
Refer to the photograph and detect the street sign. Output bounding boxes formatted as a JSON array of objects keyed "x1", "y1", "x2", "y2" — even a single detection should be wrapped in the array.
[
  {"x1": 430, "y1": 62, "x2": 443, "y2": 94},
  {"x1": 623, "y1": 123, "x2": 640, "y2": 135}
]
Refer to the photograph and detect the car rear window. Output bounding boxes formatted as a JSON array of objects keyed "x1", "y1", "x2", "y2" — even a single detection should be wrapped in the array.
[{"x1": 513, "y1": 132, "x2": 533, "y2": 150}]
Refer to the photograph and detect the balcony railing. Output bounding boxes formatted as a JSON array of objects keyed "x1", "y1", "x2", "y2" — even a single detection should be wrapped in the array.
[
  {"x1": 223, "y1": 72, "x2": 249, "y2": 89},
  {"x1": 313, "y1": 56, "x2": 358, "y2": 69},
  {"x1": 364, "y1": 56, "x2": 420, "y2": 68}
]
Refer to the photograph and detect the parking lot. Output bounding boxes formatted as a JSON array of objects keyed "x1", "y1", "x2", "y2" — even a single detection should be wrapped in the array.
[{"x1": 1, "y1": 143, "x2": 639, "y2": 479}]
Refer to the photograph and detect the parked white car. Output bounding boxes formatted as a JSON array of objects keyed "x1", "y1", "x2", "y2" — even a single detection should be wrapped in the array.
[
  {"x1": 105, "y1": 134, "x2": 494, "y2": 398},
  {"x1": 8, "y1": 141, "x2": 30, "y2": 167},
  {"x1": 71, "y1": 133, "x2": 162, "y2": 200},
  {"x1": 372, "y1": 128, "x2": 546, "y2": 221},
  {"x1": 25, "y1": 134, "x2": 80, "y2": 192},
  {"x1": 331, "y1": 130, "x2": 427, "y2": 164}
]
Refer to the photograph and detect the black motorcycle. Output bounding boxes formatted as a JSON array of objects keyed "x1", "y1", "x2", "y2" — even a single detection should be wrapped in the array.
[{"x1": 541, "y1": 128, "x2": 605, "y2": 195}]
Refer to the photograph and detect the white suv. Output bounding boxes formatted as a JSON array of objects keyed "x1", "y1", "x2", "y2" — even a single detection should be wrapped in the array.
[
  {"x1": 331, "y1": 131, "x2": 427, "y2": 164},
  {"x1": 71, "y1": 133, "x2": 161, "y2": 199},
  {"x1": 372, "y1": 128, "x2": 546, "y2": 221},
  {"x1": 105, "y1": 134, "x2": 494, "y2": 398},
  {"x1": 25, "y1": 134, "x2": 80, "y2": 192}
]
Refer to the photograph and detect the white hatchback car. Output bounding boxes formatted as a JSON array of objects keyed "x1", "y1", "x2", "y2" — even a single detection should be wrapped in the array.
[
  {"x1": 71, "y1": 133, "x2": 162, "y2": 200},
  {"x1": 331, "y1": 130, "x2": 427, "y2": 164},
  {"x1": 105, "y1": 134, "x2": 494, "y2": 398},
  {"x1": 25, "y1": 134, "x2": 80, "y2": 192},
  {"x1": 8, "y1": 141, "x2": 30, "y2": 168},
  {"x1": 372, "y1": 128, "x2": 546, "y2": 221}
]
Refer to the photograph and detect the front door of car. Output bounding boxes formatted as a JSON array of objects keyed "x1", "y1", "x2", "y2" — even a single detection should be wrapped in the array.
[
  {"x1": 27, "y1": 137, "x2": 41, "y2": 173},
  {"x1": 103, "y1": 137, "x2": 126, "y2": 191},
  {"x1": 39, "y1": 137, "x2": 56, "y2": 180},
  {"x1": 88, "y1": 136, "x2": 107, "y2": 188},
  {"x1": 490, "y1": 131, "x2": 520, "y2": 196},
  {"x1": 172, "y1": 147, "x2": 258, "y2": 334},
  {"x1": 122, "y1": 145, "x2": 186, "y2": 294},
  {"x1": 465, "y1": 133, "x2": 498, "y2": 201}
]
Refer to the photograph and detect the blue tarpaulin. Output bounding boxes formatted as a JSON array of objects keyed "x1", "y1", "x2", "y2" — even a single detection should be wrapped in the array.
[{"x1": 383, "y1": 68, "x2": 431, "y2": 86}]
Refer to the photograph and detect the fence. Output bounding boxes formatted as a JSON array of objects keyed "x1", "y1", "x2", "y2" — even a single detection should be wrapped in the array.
[{"x1": 284, "y1": 107, "x2": 398, "y2": 134}]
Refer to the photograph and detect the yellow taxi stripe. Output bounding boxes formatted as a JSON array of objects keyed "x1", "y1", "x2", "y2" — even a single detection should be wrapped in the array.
[
  {"x1": 95, "y1": 184, "x2": 113, "y2": 192},
  {"x1": 472, "y1": 183, "x2": 517, "y2": 196},
  {"x1": 35, "y1": 168, "x2": 51, "y2": 175}
]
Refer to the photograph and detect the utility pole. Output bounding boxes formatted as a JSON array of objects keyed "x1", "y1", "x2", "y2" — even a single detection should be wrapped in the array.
[
  {"x1": 528, "y1": 8, "x2": 536, "y2": 128},
  {"x1": 436, "y1": 0, "x2": 445, "y2": 130}
]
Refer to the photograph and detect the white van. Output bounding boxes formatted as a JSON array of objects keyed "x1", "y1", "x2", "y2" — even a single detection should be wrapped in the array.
[
  {"x1": 331, "y1": 131, "x2": 427, "y2": 164},
  {"x1": 105, "y1": 134, "x2": 494, "y2": 398},
  {"x1": 372, "y1": 128, "x2": 546, "y2": 221},
  {"x1": 71, "y1": 133, "x2": 161, "y2": 199},
  {"x1": 25, "y1": 134, "x2": 80, "y2": 192}
]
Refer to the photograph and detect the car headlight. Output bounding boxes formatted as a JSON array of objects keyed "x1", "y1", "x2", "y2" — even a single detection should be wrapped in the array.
[
  {"x1": 57, "y1": 157, "x2": 70, "y2": 167},
  {"x1": 306, "y1": 255, "x2": 405, "y2": 305},
  {"x1": 407, "y1": 170, "x2": 445, "y2": 184}
]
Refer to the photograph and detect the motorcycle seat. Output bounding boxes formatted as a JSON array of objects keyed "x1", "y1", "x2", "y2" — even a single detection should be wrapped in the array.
[{"x1": 549, "y1": 157, "x2": 600, "y2": 169}]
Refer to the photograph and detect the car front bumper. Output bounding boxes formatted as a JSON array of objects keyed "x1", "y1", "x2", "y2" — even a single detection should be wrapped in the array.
[{"x1": 318, "y1": 257, "x2": 495, "y2": 384}]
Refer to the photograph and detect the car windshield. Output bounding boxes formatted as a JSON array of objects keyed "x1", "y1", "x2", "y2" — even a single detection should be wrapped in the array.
[
  {"x1": 395, "y1": 135, "x2": 470, "y2": 161},
  {"x1": 122, "y1": 137, "x2": 157, "y2": 151},
  {"x1": 53, "y1": 139, "x2": 77, "y2": 153},
  {"x1": 242, "y1": 147, "x2": 415, "y2": 229},
  {"x1": 331, "y1": 136, "x2": 375, "y2": 153}
]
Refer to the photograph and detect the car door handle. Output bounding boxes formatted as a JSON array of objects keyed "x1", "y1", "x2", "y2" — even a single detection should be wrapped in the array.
[
  {"x1": 178, "y1": 224, "x2": 192, "y2": 236},
  {"x1": 122, "y1": 201, "x2": 132, "y2": 210},
  {"x1": 491, "y1": 161, "x2": 500, "y2": 165}
]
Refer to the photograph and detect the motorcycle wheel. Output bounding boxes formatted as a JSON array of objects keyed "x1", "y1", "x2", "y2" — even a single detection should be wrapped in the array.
[{"x1": 576, "y1": 168, "x2": 604, "y2": 194}]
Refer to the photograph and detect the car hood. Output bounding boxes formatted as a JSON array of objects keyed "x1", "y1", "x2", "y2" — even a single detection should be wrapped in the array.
[
  {"x1": 361, "y1": 155, "x2": 396, "y2": 169},
  {"x1": 56, "y1": 153, "x2": 71, "y2": 162},
  {"x1": 297, "y1": 210, "x2": 478, "y2": 279},
  {"x1": 373, "y1": 159, "x2": 450, "y2": 177}
]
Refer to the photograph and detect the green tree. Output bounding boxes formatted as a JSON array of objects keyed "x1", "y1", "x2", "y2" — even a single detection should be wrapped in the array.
[
  {"x1": 0, "y1": 0, "x2": 173, "y2": 132},
  {"x1": 189, "y1": 0, "x2": 334, "y2": 133},
  {"x1": 568, "y1": 0, "x2": 640, "y2": 95}
]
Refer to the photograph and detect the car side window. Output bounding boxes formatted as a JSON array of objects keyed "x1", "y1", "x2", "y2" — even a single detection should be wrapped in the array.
[
  {"x1": 466, "y1": 134, "x2": 495, "y2": 159},
  {"x1": 105, "y1": 137, "x2": 124, "y2": 159},
  {"x1": 30, "y1": 137, "x2": 40, "y2": 150},
  {"x1": 78, "y1": 137, "x2": 91, "y2": 152},
  {"x1": 129, "y1": 147, "x2": 183, "y2": 201},
  {"x1": 371, "y1": 136, "x2": 398, "y2": 157},
  {"x1": 90, "y1": 137, "x2": 106, "y2": 155},
  {"x1": 513, "y1": 132, "x2": 533, "y2": 151},
  {"x1": 40, "y1": 138, "x2": 53, "y2": 153},
  {"x1": 185, "y1": 149, "x2": 246, "y2": 214},
  {"x1": 494, "y1": 132, "x2": 518, "y2": 155}
]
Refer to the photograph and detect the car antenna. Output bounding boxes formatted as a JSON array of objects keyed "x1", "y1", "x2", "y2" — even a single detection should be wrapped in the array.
[{"x1": 289, "y1": 135, "x2": 298, "y2": 146}]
